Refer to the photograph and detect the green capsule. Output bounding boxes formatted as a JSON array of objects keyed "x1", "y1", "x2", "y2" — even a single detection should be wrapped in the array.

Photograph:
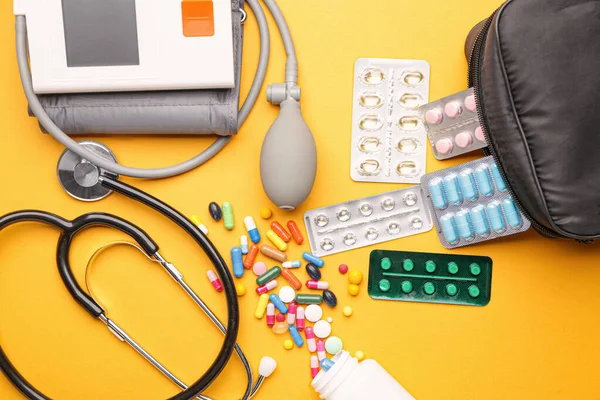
[
  {"x1": 222, "y1": 202, "x2": 234, "y2": 230},
  {"x1": 256, "y1": 266, "x2": 282, "y2": 286},
  {"x1": 295, "y1": 294, "x2": 323, "y2": 305}
]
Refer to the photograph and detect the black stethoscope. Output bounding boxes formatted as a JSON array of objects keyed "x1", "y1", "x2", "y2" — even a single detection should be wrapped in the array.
[{"x1": 0, "y1": 143, "x2": 275, "y2": 400}]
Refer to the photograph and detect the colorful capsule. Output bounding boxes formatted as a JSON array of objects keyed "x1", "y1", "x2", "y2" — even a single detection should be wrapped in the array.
[
  {"x1": 321, "y1": 358, "x2": 335, "y2": 372},
  {"x1": 444, "y1": 174, "x2": 463, "y2": 205},
  {"x1": 502, "y1": 198, "x2": 522, "y2": 227},
  {"x1": 310, "y1": 356, "x2": 319, "y2": 378},
  {"x1": 270, "y1": 293, "x2": 288, "y2": 314},
  {"x1": 440, "y1": 214, "x2": 459, "y2": 244},
  {"x1": 281, "y1": 268, "x2": 302, "y2": 290},
  {"x1": 306, "y1": 263, "x2": 322, "y2": 280},
  {"x1": 287, "y1": 220, "x2": 304, "y2": 244},
  {"x1": 206, "y1": 270, "x2": 223, "y2": 292},
  {"x1": 490, "y1": 163, "x2": 507, "y2": 191},
  {"x1": 231, "y1": 247, "x2": 244, "y2": 278},
  {"x1": 254, "y1": 294, "x2": 270, "y2": 319},
  {"x1": 323, "y1": 290, "x2": 338, "y2": 308},
  {"x1": 256, "y1": 279, "x2": 278, "y2": 295},
  {"x1": 272, "y1": 322, "x2": 289, "y2": 335},
  {"x1": 266, "y1": 303, "x2": 275, "y2": 327},
  {"x1": 287, "y1": 301, "x2": 298, "y2": 325},
  {"x1": 240, "y1": 235, "x2": 249, "y2": 254},
  {"x1": 296, "y1": 294, "x2": 323, "y2": 305},
  {"x1": 303, "y1": 252, "x2": 324, "y2": 267},
  {"x1": 455, "y1": 209, "x2": 474, "y2": 240},
  {"x1": 260, "y1": 245, "x2": 287, "y2": 262},
  {"x1": 458, "y1": 169, "x2": 478, "y2": 200},
  {"x1": 283, "y1": 260, "x2": 301, "y2": 269},
  {"x1": 256, "y1": 266, "x2": 282, "y2": 286},
  {"x1": 316, "y1": 340, "x2": 327, "y2": 361},
  {"x1": 428, "y1": 178, "x2": 448, "y2": 210},
  {"x1": 305, "y1": 326, "x2": 317, "y2": 352},
  {"x1": 208, "y1": 202, "x2": 222, "y2": 221},
  {"x1": 271, "y1": 221, "x2": 292, "y2": 242},
  {"x1": 289, "y1": 325, "x2": 304, "y2": 347},
  {"x1": 244, "y1": 244, "x2": 259, "y2": 269},
  {"x1": 222, "y1": 202, "x2": 234, "y2": 230},
  {"x1": 487, "y1": 201, "x2": 506, "y2": 233},
  {"x1": 306, "y1": 280, "x2": 329, "y2": 290},
  {"x1": 266, "y1": 230, "x2": 288, "y2": 252},
  {"x1": 190, "y1": 215, "x2": 209, "y2": 235},
  {"x1": 470, "y1": 205, "x2": 491, "y2": 237},
  {"x1": 244, "y1": 216, "x2": 261, "y2": 243},
  {"x1": 474, "y1": 165, "x2": 494, "y2": 196},
  {"x1": 296, "y1": 307, "x2": 305, "y2": 331}
]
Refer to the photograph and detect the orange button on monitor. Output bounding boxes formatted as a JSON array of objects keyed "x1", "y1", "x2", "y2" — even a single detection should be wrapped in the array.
[{"x1": 182, "y1": 0, "x2": 215, "y2": 37}]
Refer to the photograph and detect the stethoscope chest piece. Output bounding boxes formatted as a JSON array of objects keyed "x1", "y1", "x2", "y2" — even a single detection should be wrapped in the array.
[{"x1": 57, "y1": 140, "x2": 119, "y2": 202}]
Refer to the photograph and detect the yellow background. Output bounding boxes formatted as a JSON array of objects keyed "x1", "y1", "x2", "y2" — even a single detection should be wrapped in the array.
[{"x1": 1, "y1": 0, "x2": 600, "y2": 399}]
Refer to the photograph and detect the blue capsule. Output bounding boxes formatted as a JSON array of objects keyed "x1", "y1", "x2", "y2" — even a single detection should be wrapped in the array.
[
  {"x1": 321, "y1": 358, "x2": 335, "y2": 372},
  {"x1": 455, "y1": 210, "x2": 474, "y2": 240},
  {"x1": 244, "y1": 216, "x2": 261, "y2": 244},
  {"x1": 487, "y1": 201, "x2": 506, "y2": 233},
  {"x1": 303, "y1": 252, "x2": 324, "y2": 268},
  {"x1": 474, "y1": 165, "x2": 494, "y2": 196},
  {"x1": 458, "y1": 169, "x2": 478, "y2": 201},
  {"x1": 288, "y1": 325, "x2": 304, "y2": 347},
  {"x1": 231, "y1": 247, "x2": 244, "y2": 278},
  {"x1": 490, "y1": 163, "x2": 507, "y2": 192},
  {"x1": 429, "y1": 178, "x2": 448, "y2": 210},
  {"x1": 470, "y1": 205, "x2": 491, "y2": 237},
  {"x1": 440, "y1": 214, "x2": 459, "y2": 244},
  {"x1": 502, "y1": 198, "x2": 522, "y2": 228},
  {"x1": 269, "y1": 293, "x2": 288, "y2": 314},
  {"x1": 443, "y1": 174, "x2": 463, "y2": 205}
]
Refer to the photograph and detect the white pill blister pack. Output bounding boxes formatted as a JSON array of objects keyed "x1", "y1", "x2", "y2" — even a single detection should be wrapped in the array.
[
  {"x1": 350, "y1": 58, "x2": 431, "y2": 184},
  {"x1": 304, "y1": 187, "x2": 433, "y2": 256}
]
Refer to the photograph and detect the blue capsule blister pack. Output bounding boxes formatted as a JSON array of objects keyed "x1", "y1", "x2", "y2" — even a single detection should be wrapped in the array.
[{"x1": 421, "y1": 156, "x2": 531, "y2": 248}]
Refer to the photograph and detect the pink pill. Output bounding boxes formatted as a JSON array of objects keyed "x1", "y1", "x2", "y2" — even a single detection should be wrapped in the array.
[
  {"x1": 425, "y1": 108, "x2": 443, "y2": 125},
  {"x1": 435, "y1": 138, "x2": 454, "y2": 155},
  {"x1": 444, "y1": 102, "x2": 462, "y2": 118},
  {"x1": 475, "y1": 126, "x2": 486, "y2": 142},
  {"x1": 464, "y1": 95, "x2": 477, "y2": 112},
  {"x1": 455, "y1": 132, "x2": 473, "y2": 149},
  {"x1": 253, "y1": 261, "x2": 268, "y2": 276}
]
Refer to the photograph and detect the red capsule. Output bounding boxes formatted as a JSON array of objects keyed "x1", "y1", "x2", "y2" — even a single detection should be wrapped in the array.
[
  {"x1": 287, "y1": 220, "x2": 304, "y2": 244},
  {"x1": 306, "y1": 280, "x2": 330, "y2": 290},
  {"x1": 281, "y1": 268, "x2": 302, "y2": 290},
  {"x1": 244, "y1": 244, "x2": 259, "y2": 269},
  {"x1": 266, "y1": 303, "x2": 275, "y2": 327},
  {"x1": 296, "y1": 306, "x2": 305, "y2": 331},
  {"x1": 287, "y1": 301, "x2": 298, "y2": 325}
]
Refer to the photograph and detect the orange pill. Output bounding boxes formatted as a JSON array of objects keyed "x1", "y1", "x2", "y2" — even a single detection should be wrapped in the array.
[
  {"x1": 271, "y1": 221, "x2": 292, "y2": 242},
  {"x1": 281, "y1": 268, "x2": 302, "y2": 290},
  {"x1": 260, "y1": 244, "x2": 288, "y2": 263},
  {"x1": 287, "y1": 220, "x2": 304, "y2": 245},
  {"x1": 244, "y1": 244, "x2": 259, "y2": 269}
]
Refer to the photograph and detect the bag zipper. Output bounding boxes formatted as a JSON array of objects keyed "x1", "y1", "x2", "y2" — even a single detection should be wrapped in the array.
[{"x1": 467, "y1": 8, "x2": 567, "y2": 239}]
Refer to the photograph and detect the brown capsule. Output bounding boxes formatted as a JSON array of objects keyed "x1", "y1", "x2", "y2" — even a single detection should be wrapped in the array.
[{"x1": 260, "y1": 244, "x2": 287, "y2": 262}]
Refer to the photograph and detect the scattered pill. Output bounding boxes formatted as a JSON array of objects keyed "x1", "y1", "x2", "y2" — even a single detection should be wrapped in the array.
[
  {"x1": 327, "y1": 317, "x2": 333, "y2": 323},
  {"x1": 260, "y1": 245, "x2": 287, "y2": 262},
  {"x1": 502, "y1": 198, "x2": 522, "y2": 228},
  {"x1": 231, "y1": 247, "x2": 244, "y2": 278},
  {"x1": 444, "y1": 174, "x2": 463, "y2": 205},
  {"x1": 314, "y1": 320, "x2": 332, "y2": 339},
  {"x1": 222, "y1": 202, "x2": 234, "y2": 230},
  {"x1": 458, "y1": 169, "x2": 478, "y2": 201},
  {"x1": 289, "y1": 325, "x2": 304, "y2": 347},
  {"x1": 236, "y1": 283, "x2": 246, "y2": 297},
  {"x1": 325, "y1": 337, "x2": 343, "y2": 355},
  {"x1": 355, "y1": 351, "x2": 365, "y2": 361},
  {"x1": 490, "y1": 163, "x2": 507, "y2": 191},
  {"x1": 296, "y1": 294, "x2": 323, "y2": 305},
  {"x1": 323, "y1": 290, "x2": 338, "y2": 308},
  {"x1": 284, "y1": 340, "x2": 294, "y2": 350},
  {"x1": 276, "y1": 313, "x2": 286, "y2": 323},
  {"x1": 348, "y1": 270, "x2": 363, "y2": 285},
  {"x1": 266, "y1": 303, "x2": 275, "y2": 327},
  {"x1": 343, "y1": 306, "x2": 353, "y2": 317},
  {"x1": 252, "y1": 261, "x2": 268, "y2": 276},
  {"x1": 270, "y1": 221, "x2": 292, "y2": 242},
  {"x1": 305, "y1": 304, "x2": 323, "y2": 322},
  {"x1": 191, "y1": 215, "x2": 209, "y2": 235},
  {"x1": 272, "y1": 322, "x2": 289, "y2": 335},
  {"x1": 244, "y1": 245, "x2": 259, "y2": 269},
  {"x1": 303, "y1": 252, "x2": 324, "y2": 267},
  {"x1": 348, "y1": 284, "x2": 360, "y2": 296},
  {"x1": 435, "y1": 138, "x2": 454, "y2": 155},
  {"x1": 208, "y1": 202, "x2": 223, "y2": 221},
  {"x1": 283, "y1": 260, "x2": 301, "y2": 269},
  {"x1": 260, "y1": 207, "x2": 272, "y2": 219},
  {"x1": 270, "y1": 294, "x2": 288, "y2": 314},
  {"x1": 266, "y1": 230, "x2": 288, "y2": 251},
  {"x1": 279, "y1": 286, "x2": 296, "y2": 303},
  {"x1": 287, "y1": 221, "x2": 304, "y2": 244},
  {"x1": 240, "y1": 235, "x2": 249, "y2": 254},
  {"x1": 281, "y1": 268, "x2": 302, "y2": 290},
  {"x1": 256, "y1": 279, "x2": 278, "y2": 295},
  {"x1": 445, "y1": 101, "x2": 462, "y2": 118},
  {"x1": 316, "y1": 340, "x2": 327, "y2": 361},
  {"x1": 256, "y1": 266, "x2": 282, "y2": 286},
  {"x1": 306, "y1": 280, "x2": 329, "y2": 290},
  {"x1": 305, "y1": 326, "x2": 317, "y2": 352},
  {"x1": 306, "y1": 263, "x2": 322, "y2": 280},
  {"x1": 296, "y1": 307, "x2": 305, "y2": 330},
  {"x1": 206, "y1": 270, "x2": 223, "y2": 292},
  {"x1": 254, "y1": 294, "x2": 269, "y2": 319},
  {"x1": 310, "y1": 356, "x2": 319, "y2": 378},
  {"x1": 244, "y1": 216, "x2": 261, "y2": 244},
  {"x1": 338, "y1": 264, "x2": 349, "y2": 274},
  {"x1": 321, "y1": 358, "x2": 335, "y2": 371}
]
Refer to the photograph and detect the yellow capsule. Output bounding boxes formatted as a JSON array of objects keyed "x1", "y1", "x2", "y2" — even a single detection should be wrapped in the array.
[
  {"x1": 348, "y1": 284, "x2": 360, "y2": 296},
  {"x1": 254, "y1": 294, "x2": 270, "y2": 319},
  {"x1": 190, "y1": 215, "x2": 208, "y2": 235},
  {"x1": 272, "y1": 322, "x2": 289, "y2": 335},
  {"x1": 266, "y1": 229, "x2": 288, "y2": 252}
]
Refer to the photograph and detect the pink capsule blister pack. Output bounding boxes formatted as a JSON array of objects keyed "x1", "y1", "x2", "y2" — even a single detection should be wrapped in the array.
[{"x1": 419, "y1": 88, "x2": 488, "y2": 160}]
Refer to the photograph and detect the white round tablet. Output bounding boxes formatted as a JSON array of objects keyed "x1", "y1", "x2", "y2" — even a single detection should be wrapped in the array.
[
  {"x1": 278, "y1": 286, "x2": 296, "y2": 303},
  {"x1": 313, "y1": 320, "x2": 332, "y2": 339},
  {"x1": 305, "y1": 304, "x2": 323, "y2": 323},
  {"x1": 327, "y1": 317, "x2": 333, "y2": 323}
]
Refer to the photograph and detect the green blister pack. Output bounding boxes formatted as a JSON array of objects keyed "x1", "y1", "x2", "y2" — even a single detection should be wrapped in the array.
[{"x1": 368, "y1": 250, "x2": 492, "y2": 306}]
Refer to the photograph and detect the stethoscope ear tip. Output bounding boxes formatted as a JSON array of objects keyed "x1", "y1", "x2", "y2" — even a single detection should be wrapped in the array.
[{"x1": 259, "y1": 356, "x2": 277, "y2": 378}]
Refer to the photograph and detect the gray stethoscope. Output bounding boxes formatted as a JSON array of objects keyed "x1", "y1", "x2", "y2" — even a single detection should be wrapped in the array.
[{"x1": 0, "y1": 141, "x2": 276, "y2": 400}]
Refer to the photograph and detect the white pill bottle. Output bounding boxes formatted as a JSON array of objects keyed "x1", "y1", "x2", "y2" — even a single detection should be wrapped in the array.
[{"x1": 311, "y1": 351, "x2": 416, "y2": 400}]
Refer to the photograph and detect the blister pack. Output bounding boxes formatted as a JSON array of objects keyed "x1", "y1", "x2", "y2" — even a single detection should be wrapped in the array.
[
  {"x1": 304, "y1": 187, "x2": 433, "y2": 257},
  {"x1": 350, "y1": 58, "x2": 430, "y2": 184},
  {"x1": 421, "y1": 156, "x2": 531, "y2": 248},
  {"x1": 419, "y1": 88, "x2": 487, "y2": 160}
]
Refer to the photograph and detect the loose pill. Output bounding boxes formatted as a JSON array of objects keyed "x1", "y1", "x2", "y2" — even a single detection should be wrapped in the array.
[
  {"x1": 276, "y1": 313, "x2": 286, "y2": 323},
  {"x1": 244, "y1": 244, "x2": 259, "y2": 269},
  {"x1": 305, "y1": 304, "x2": 323, "y2": 322},
  {"x1": 256, "y1": 280, "x2": 278, "y2": 295},
  {"x1": 444, "y1": 174, "x2": 463, "y2": 205},
  {"x1": 206, "y1": 270, "x2": 223, "y2": 292},
  {"x1": 474, "y1": 126, "x2": 486, "y2": 142},
  {"x1": 435, "y1": 138, "x2": 454, "y2": 155},
  {"x1": 306, "y1": 263, "x2": 322, "y2": 280},
  {"x1": 240, "y1": 235, "x2": 249, "y2": 254},
  {"x1": 327, "y1": 318, "x2": 333, "y2": 324},
  {"x1": 208, "y1": 202, "x2": 223, "y2": 221},
  {"x1": 191, "y1": 215, "x2": 209, "y2": 235},
  {"x1": 355, "y1": 351, "x2": 365, "y2": 361},
  {"x1": 348, "y1": 270, "x2": 363, "y2": 285},
  {"x1": 325, "y1": 337, "x2": 343, "y2": 355},
  {"x1": 236, "y1": 283, "x2": 246, "y2": 297},
  {"x1": 231, "y1": 247, "x2": 244, "y2": 278},
  {"x1": 260, "y1": 245, "x2": 287, "y2": 262},
  {"x1": 256, "y1": 266, "x2": 282, "y2": 286},
  {"x1": 490, "y1": 163, "x2": 507, "y2": 192},
  {"x1": 343, "y1": 306, "x2": 353, "y2": 317},
  {"x1": 287, "y1": 301, "x2": 298, "y2": 325},
  {"x1": 283, "y1": 260, "x2": 301, "y2": 269},
  {"x1": 260, "y1": 207, "x2": 272, "y2": 219},
  {"x1": 270, "y1": 221, "x2": 292, "y2": 242},
  {"x1": 305, "y1": 326, "x2": 317, "y2": 352},
  {"x1": 455, "y1": 209, "x2": 475, "y2": 240},
  {"x1": 270, "y1": 294, "x2": 288, "y2": 314},
  {"x1": 323, "y1": 290, "x2": 338, "y2": 308},
  {"x1": 338, "y1": 264, "x2": 349, "y2": 274},
  {"x1": 289, "y1": 325, "x2": 304, "y2": 347},
  {"x1": 487, "y1": 201, "x2": 507, "y2": 233},
  {"x1": 306, "y1": 280, "x2": 329, "y2": 290},
  {"x1": 314, "y1": 320, "x2": 332, "y2": 339},
  {"x1": 471, "y1": 205, "x2": 491, "y2": 237},
  {"x1": 303, "y1": 252, "x2": 324, "y2": 267},
  {"x1": 474, "y1": 165, "x2": 494, "y2": 196},
  {"x1": 425, "y1": 108, "x2": 443, "y2": 125},
  {"x1": 279, "y1": 286, "x2": 296, "y2": 303},
  {"x1": 429, "y1": 178, "x2": 448, "y2": 210},
  {"x1": 316, "y1": 340, "x2": 327, "y2": 361},
  {"x1": 348, "y1": 284, "x2": 360, "y2": 296},
  {"x1": 296, "y1": 307, "x2": 305, "y2": 330},
  {"x1": 266, "y1": 303, "x2": 275, "y2": 327},
  {"x1": 287, "y1": 220, "x2": 305, "y2": 244},
  {"x1": 266, "y1": 229, "x2": 288, "y2": 251},
  {"x1": 243, "y1": 216, "x2": 261, "y2": 244},
  {"x1": 279, "y1": 269, "x2": 301, "y2": 291},
  {"x1": 455, "y1": 132, "x2": 473, "y2": 148},
  {"x1": 222, "y1": 202, "x2": 234, "y2": 230},
  {"x1": 440, "y1": 214, "x2": 459, "y2": 244},
  {"x1": 252, "y1": 261, "x2": 268, "y2": 276},
  {"x1": 458, "y1": 169, "x2": 478, "y2": 200},
  {"x1": 464, "y1": 94, "x2": 477, "y2": 111},
  {"x1": 310, "y1": 356, "x2": 319, "y2": 378},
  {"x1": 296, "y1": 294, "x2": 323, "y2": 305},
  {"x1": 284, "y1": 340, "x2": 294, "y2": 350},
  {"x1": 272, "y1": 322, "x2": 289, "y2": 335},
  {"x1": 254, "y1": 294, "x2": 269, "y2": 319},
  {"x1": 445, "y1": 101, "x2": 462, "y2": 118},
  {"x1": 502, "y1": 198, "x2": 522, "y2": 228}
]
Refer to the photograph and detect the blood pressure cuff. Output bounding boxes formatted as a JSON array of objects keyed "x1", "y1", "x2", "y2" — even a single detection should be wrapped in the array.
[
  {"x1": 31, "y1": 0, "x2": 244, "y2": 136},
  {"x1": 465, "y1": 0, "x2": 600, "y2": 241}
]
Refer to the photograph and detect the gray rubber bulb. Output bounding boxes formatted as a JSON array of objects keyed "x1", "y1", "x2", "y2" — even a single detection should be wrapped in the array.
[{"x1": 260, "y1": 99, "x2": 317, "y2": 210}]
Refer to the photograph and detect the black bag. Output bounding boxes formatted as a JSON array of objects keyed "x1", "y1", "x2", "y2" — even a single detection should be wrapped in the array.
[{"x1": 464, "y1": 0, "x2": 600, "y2": 241}]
